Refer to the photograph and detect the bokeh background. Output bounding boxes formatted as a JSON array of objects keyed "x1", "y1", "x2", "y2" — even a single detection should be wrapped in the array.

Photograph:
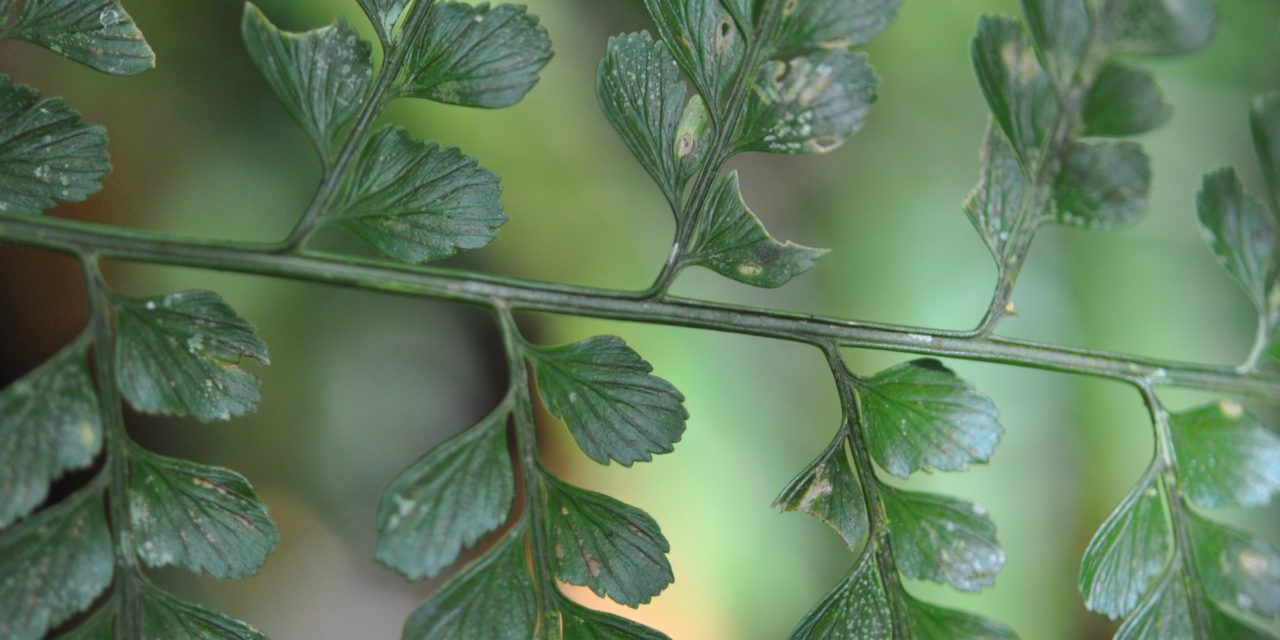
[{"x1": 1, "y1": 0, "x2": 1278, "y2": 638}]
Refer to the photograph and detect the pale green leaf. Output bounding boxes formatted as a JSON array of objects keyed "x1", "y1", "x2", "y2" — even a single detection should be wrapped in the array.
[
  {"x1": 674, "y1": 93, "x2": 710, "y2": 184},
  {"x1": 857, "y1": 359, "x2": 1003, "y2": 479},
  {"x1": 113, "y1": 290, "x2": 270, "y2": 422},
  {"x1": 970, "y1": 15, "x2": 1059, "y2": 164},
  {"x1": 736, "y1": 50, "x2": 877, "y2": 155},
  {"x1": 687, "y1": 172, "x2": 828, "y2": 288},
  {"x1": 788, "y1": 549, "x2": 893, "y2": 640},
  {"x1": 0, "y1": 0, "x2": 153, "y2": 75},
  {"x1": 375, "y1": 402, "x2": 514, "y2": 580},
  {"x1": 773, "y1": 432, "x2": 867, "y2": 549},
  {"x1": 0, "y1": 75, "x2": 109, "y2": 215},
  {"x1": 357, "y1": 0, "x2": 412, "y2": 43},
  {"x1": 529, "y1": 335, "x2": 687, "y2": 466},
  {"x1": 1020, "y1": 0, "x2": 1089, "y2": 81},
  {"x1": 882, "y1": 488, "x2": 1004, "y2": 592},
  {"x1": 597, "y1": 31, "x2": 690, "y2": 206},
  {"x1": 241, "y1": 4, "x2": 373, "y2": 160},
  {"x1": 129, "y1": 447, "x2": 278, "y2": 579},
  {"x1": 1188, "y1": 513, "x2": 1280, "y2": 619},
  {"x1": 773, "y1": 0, "x2": 900, "y2": 54},
  {"x1": 544, "y1": 474, "x2": 672, "y2": 607},
  {"x1": 963, "y1": 122, "x2": 1028, "y2": 261},
  {"x1": 1079, "y1": 469, "x2": 1171, "y2": 618},
  {"x1": 329, "y1": 125, "x2": 505, "y2": 263},
  {"x1": 1099, "y1": 0, "x2": 1217, "y2": 57},
  {"x1": 1113, "y1": 572, "x2": 1190, "y2": 640},
  {"x1": 1196, "y1": 168, "x2": 1276, "y2": 314},
  {"x1": 1052, "y1": 141, "x2": 1150, "y2": 228},
  {"x1": 396, "y1": 2, "x2": 552, "y2": 108},
  {"x1": 1168, "y1": 401, "x2": 1280, "y2": 509},
  {"x1": 560, "y1": 598, "x2": 672, "y2": 639},
  {"x1": 904, "y1": 594, "x2": 1019, "y2": 639},
  {"x1": 0, "y1": 482, "x2": 112, "y2": 640},
  {"x1": 403, "y1": 528, "x2": 537, "y2": 640},
  {"x1": 643, "y1": 0, "x2": 744, "y2": 111},
  {"x1": 139, "y1": 582, "x2": 270, "y2": 640},
  {"x1": 1082, "y1": 63, "x2": 1171, "y2": 137},
  {"x1": 1116, "y1": 570, "x2": 1274, "y2": 640},
  {"x1": 0, "y1": 338, "x2": 100, "y2": 528},
  {"x1": 1252, "y1": 92, "x2": 1280, "y2": 213}
]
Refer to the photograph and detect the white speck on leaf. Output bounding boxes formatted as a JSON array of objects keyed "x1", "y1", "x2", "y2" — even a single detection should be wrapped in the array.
[{"x1": 1219, "y1": 399, "x2": 1243, "y2": 418}]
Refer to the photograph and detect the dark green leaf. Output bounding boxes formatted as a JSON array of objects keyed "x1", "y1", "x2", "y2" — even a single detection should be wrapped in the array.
[
  {"x1": 375, "y1": 402, "x2": 514, "y2": 580},
  {"x1": 543, "y1": 474, "x2": 673, "y2": 607},
  {"x1": 129, "y1": 447, "x2": 278, "y2": 579},
  {"x1": 736, "y1": 50, "x2": 878, "y2": 156},
  {"x1": 113, "y1": 290, "x2": 270, "y2": 422},
  {"x1": 904, "y1": 594, "x2": 1018, "y2": 639},
  {"x1": 773, "y1": 0, "x2": 900, "y2": 54},
  {"x1": 396, "y1": 2, "x2": 552, "y2": 108},
  {"x1": 403, "y1": 529, "x2": 537, "y2": 640},
  {"x1": 882, "y1": 488, "x2": 1004, "y2": 592},
  {"x1": 0, "y1": 339, "x2": 100, "y2": 528},
  {"x1": 49, "y1": 603, "x2": 113, "y2": 640},
  {"x1": 963, "y1": 122, "x2": 1028, "y2": 261},
  {"x1": 1196, "y1": 168, "x2": 1276, "y2": 314},
  {"x1": 560, "y1": 598, "x2": 672, "y2": 640},
  {"x1": 721, "y1": 0, "x2": 751, "y2": 32},
  {"x1": 139, "y1": 582, "x2": 269, "y2": 640},
  {"x1": 788, "y1": 549, "x2": 892, "y2": 640},
  {"x1": 357, "y1": 0, "x2": 412, "y2": 42},
  {"x1": 329, "y1": 125, "x2": 505, "y2": 263},
  {"x1": 1099, "y1": 0, "x2": 1217, "y2": 57},
  {"x1": 529, "y1": 335, "x2": 687, "y2": 466},
  {"x1": 0, "y1": 482, "x2": 112, "y2": 640},
  {"x1": 1116, "y1": 570, "x2": 1274, "y2": 640},
  {"x1": 241, "y1": 4, "x2": 373, "y2": 160},
  {"x1": 1168, "y1": 401, "x2": 1280, "y2": 509},
  {"x1": 773, "y1": 432, "x2": 867, "y2": 549},
  {"x1": 970, "y1": 16, "x2": 1059, "y2": 164},
  {"x1": 0, "y1": 0, "x2": 153, "y2": 75},
  {"x1": 857, "y1": 359, "x2": 1002, "y2": 479},
  {"x1": 1252, "y1": 92, "x2": 1280, "y2": 213},
  {"x1": 1020, "y1": 0, "x2": 1089, "y2": 81},
  {"x1": 597, "y1": 31, "x2": 690, "y2": 205},
  {"x1": 1079, "y1": 469, "x2": 1170, "y2": 618},
  {"x1": 643, "y1": 0, "x2": 744, "y2": 111},
  {"x1": 687, "y1": 172, "x2": 828, "y2": 287},
  {"x1": 1188, "y1": 513, "x2": 1280, "y2": 619},
  {"x1": 1052, "y1": 141, "x2": 1150, "y2": 228},
  {"x1": 0, "y1": 75, "x2": 109, "y2": 215},
  {"x1": 1082, "y1": 63, "x2": 1171, "y2": 137}
]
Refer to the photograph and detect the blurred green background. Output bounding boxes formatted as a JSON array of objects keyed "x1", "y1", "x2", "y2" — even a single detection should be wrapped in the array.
[{"x1": 1, "y1": 0, "x2": 1278, "y2": 638}]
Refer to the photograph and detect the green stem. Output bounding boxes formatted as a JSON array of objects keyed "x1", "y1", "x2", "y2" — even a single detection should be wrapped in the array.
[
  {"x1": 643, "y1": 0, "x2": 784, "y2": 297},
  {"x1": 822, "y1": 343, "x2": 910, "y2": 638},
  {"x1": 79, "y1": 256, "x2": 142, "y2": 638},
  {"x1": 494, "y1": 305, "x2": 562, "y2": 636},
  {"x1": 273, "y1": 1, "x2": 430, "y2": 252},
  {"x1": 1240, "y1": 315, "x2": 1269, "y2": 373},
  {"x1": 969, "y1": 24, "x2": 1108, "y2": 337},
  {"x1": 4, "y1": 213, "x2": 1277, "y2": 399},
  {"x1": 1136, "y1": 382, "x2": 1213, "y2": 639}
]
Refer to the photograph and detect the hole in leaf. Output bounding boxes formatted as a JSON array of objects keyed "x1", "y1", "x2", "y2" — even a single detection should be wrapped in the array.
[{"x1": 714, "y1": 15, "x2": 734, "y2": 53}]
